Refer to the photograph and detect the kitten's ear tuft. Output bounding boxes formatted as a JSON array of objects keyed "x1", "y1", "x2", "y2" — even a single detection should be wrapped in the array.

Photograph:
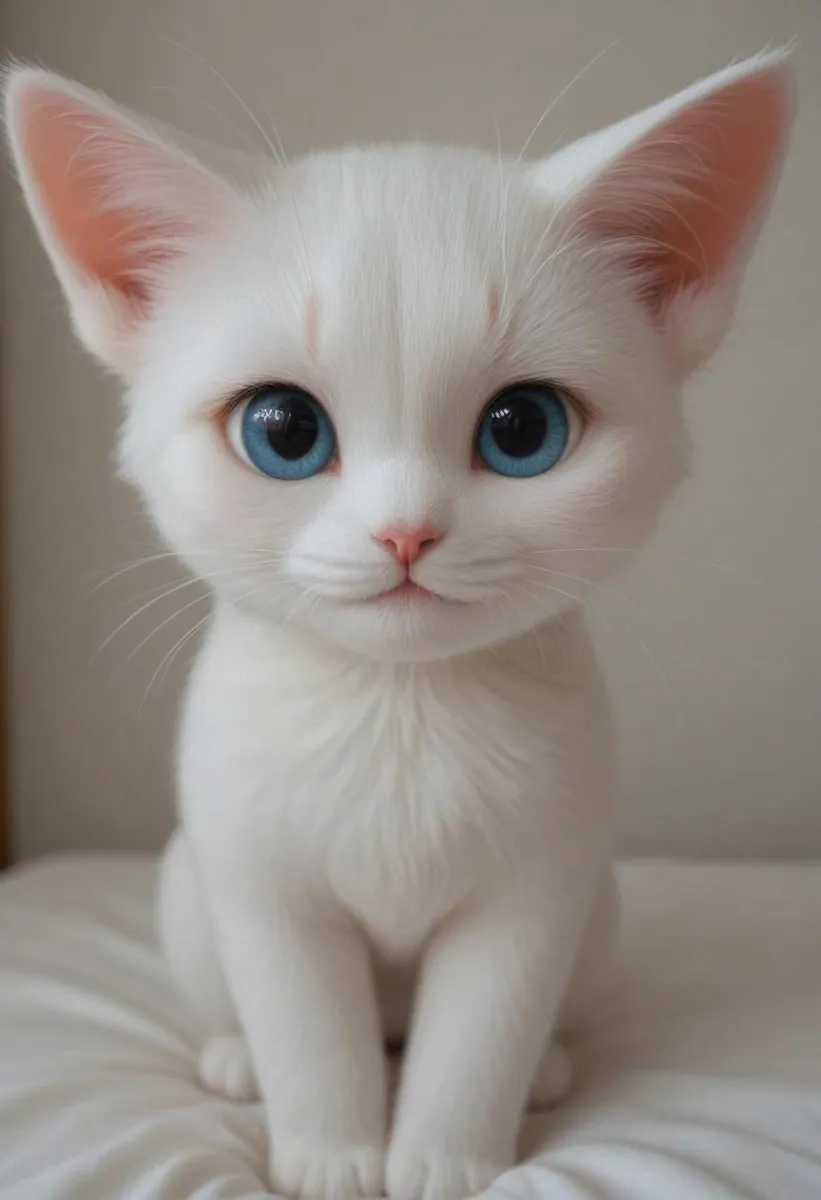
[
  {"x1": 534, "y1": 50, "x2": 795, "y2": 372},
  {"x1": 3, "y1": 67, "x2": 237, "y2": 373}
]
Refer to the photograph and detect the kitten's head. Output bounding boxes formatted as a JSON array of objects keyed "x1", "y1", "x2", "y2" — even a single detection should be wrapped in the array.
[{"x1": 4, "y1": 54, "x2": 792, "y2": 661}]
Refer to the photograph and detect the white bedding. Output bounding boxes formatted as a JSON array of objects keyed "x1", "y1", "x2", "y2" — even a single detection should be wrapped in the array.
[{"x1": 0, "y1": 858, "x2": 820, "y2": 1199}]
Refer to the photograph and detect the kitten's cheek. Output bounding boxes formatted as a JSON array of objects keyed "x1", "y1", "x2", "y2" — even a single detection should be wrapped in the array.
[
  {"x1": 152, "y1": 442, "x2": 238, "y2": 538},
  {"x1": 154, "y1": 477, "x2": 243, "y2": 552}
]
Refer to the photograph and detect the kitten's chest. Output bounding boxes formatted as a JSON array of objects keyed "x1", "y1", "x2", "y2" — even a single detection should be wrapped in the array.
[
  {"x1": 267, "y1": 669, "x2": 545, "y2": 948},
  {"x1": 184, "y1": 620, "x2": 602, "y2": 954},
  {"x1": 318, "y1": 687, "x2": 523, "y2": 947}
]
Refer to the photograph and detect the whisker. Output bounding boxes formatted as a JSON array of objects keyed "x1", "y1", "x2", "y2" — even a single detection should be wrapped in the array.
[
  {"x1": 492, "y1": 116, "x2": 512, "y2": 314},
  {"x1": 95, "y1": 575, "x2": 210, "y2": 657},
  {"x1": 257, "y1": 94, "x2": 290, "y2": 168},
  {"x1": 527, "y1": 545, "x2": 772, "y2": 589},
  {"x1": 88, "y1": 551, "x2": 184, "y2": 595},
  {"x1": 515, "y1": 37, "x2": 622, "y2": 166},
  {"x1": 149, "y1": 86, "x2": 263, "y2": 156},
  {"x1": 523, "y1": 577, "x2": 672, "y2": 698},
  {"x1": 281, "y1": 585, "x2": 324, "y2": 629},
  {"x1": 119, "y1": 591, "x2": 212, "y2": 673},
  {"x1": 529, "y1": 564, "x2": 722, "y2": 695},
  {"x1": 138, "y1": 576, "x2": 287, "y2": 710},
  {"x1": 140, "y1": 611, "x2": 212, "y2": 712},
  {"x1": 90, "y1": 545, "x2": 289, "y2": 591},
  {"x1": 87, "y1": 546, "x2": 284, "y2": 596},
  {"x1": 162, "y1": 37, "x2": 285, "y2": 166},
  {"x1": 96, "y1": 556, "x2": 290, "y2": 659}
]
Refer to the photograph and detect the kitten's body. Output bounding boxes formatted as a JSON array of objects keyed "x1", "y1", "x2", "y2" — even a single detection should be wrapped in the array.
[
  {"x1": 173, "y1": 609, "x2": 611, "y2": 970},
  {"x1": 163, "y1": 610, "x2": 614, "y2": 1028},
  {"x1": 160, "y1": 608, "x2": 615, "y2": 1197},
  {"x1": 4, "y1": 52, "x2": 793, "y2": 1200}
]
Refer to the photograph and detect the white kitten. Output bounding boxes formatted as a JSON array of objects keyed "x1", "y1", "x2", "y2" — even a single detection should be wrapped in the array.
[{"x1": 4, "y1": 52, "x2": 792, "y2": 1200}]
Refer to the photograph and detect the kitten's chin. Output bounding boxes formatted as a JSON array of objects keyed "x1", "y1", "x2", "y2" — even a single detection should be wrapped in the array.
[{"x1": 293, "y1": 594, "x2": 533, "y2": 663}]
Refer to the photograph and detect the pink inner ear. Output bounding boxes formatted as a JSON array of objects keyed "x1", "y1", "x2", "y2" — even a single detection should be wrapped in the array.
[
  {"x1": 17, "y1": 86, "x2": 201, "y2": 302},
  {"x1": 585, "y1": 70, "x2": 790, "y2": 298}
]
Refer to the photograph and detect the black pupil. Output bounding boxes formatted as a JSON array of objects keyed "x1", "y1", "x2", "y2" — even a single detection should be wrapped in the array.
[
  {"x1": 256, "y1": 393, "x2": 319, "y2": 460},
  {"x1": 489, "y1": 393, "x2": 547, "y2": 458}
]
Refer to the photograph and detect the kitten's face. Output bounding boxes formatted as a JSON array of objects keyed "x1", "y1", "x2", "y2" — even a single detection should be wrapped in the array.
[
  {"x1": 121, "y1": 149, "x2": 689, "y2": 662},
  {"x1": 6, "y1": 59, "x2": 789, "y2": 662}
]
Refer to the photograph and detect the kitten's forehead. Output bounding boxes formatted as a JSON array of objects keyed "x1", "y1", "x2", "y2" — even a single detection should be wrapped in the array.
[
  {"x1": 257, "y1": 147, "x2": 522, "y2": 421},
  {"x1": 312, "y1": 216, "x2": 490, "y2": 384},
  {"x1": 290, "y1": 145, "x2": 511, "y2": 338},
  {"x1": 294, "y1": 144, "x2": 508, "y2": 238}
]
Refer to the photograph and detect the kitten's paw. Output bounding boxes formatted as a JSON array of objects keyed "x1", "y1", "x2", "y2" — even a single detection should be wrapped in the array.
[
  {"x1": 198, "y1": 1035, "x2": 259, "y2": 1102},
  {"x1": 528, "y1": 1040, "x2": 574, "y2": 1110},
  {"x1": 386, "y1": 1146, "x2": 506, "y2": 1200},
  {"x1": 269, "y1": 1139, "x2": 384, "y2": 1200}
]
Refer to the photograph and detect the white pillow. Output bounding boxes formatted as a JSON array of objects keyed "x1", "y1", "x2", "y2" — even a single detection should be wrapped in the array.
[{"x1": 1, "y1": 857, "x2": 820, "y2": 1199}]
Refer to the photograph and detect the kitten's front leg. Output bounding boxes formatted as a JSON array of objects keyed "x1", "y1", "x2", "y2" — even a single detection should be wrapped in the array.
[
  {"x1": 205, "y1": 879, "x2": 387, "y2": 1200},
  {"x1": 387, "y1": 881, "x2": 593, "y2": 1200}
]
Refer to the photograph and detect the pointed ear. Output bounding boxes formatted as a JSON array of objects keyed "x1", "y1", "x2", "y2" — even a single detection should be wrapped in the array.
[
  {"x1": 534, "y1": 51, "x2": 794, "y2": 372},
  {"x1": 3, "y1": 67, "x2": 238, "y2": 374}
]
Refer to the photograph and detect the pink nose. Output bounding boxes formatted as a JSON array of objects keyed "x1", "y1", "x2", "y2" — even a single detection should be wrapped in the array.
[{"x1": 374, "y1": 524, "x2": 442, "y2": 566}]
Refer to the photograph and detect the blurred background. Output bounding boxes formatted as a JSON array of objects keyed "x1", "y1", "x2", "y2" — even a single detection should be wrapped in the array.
[{"x1": 1, "y1": 0, "x2": 819, "y2": 861}]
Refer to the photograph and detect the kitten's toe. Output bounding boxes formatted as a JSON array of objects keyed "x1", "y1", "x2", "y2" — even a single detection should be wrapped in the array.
[
  {"x1": 386, "y1": 1146, "x2": 505, "y2": 1200},
  {"x1": 528, "y1": 1040, "x2": 574, "y2": 1110},
  {"x1": 198, "y1": 1034, "x2": 259, "y2": 1102},
  {"x1": 269, "y1": 1139, "x2": 384, "y2": 1200}
]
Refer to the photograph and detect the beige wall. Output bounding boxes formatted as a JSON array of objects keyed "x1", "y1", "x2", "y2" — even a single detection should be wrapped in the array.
[{"x1": 2, "y1": 0, "x2": 819, "y2": 861}]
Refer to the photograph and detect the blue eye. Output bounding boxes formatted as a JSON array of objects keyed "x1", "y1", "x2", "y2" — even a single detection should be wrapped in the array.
[
  {"x1": 234, "y1": 386, "x2": 335, "y2": 480},
  {"x1": 475, "y1": 384, "x2": 571, "y2": 478}
]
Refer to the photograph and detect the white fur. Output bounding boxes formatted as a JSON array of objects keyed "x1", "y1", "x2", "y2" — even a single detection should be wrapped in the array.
[{"x1": 4, "y1": 52, "x2": 792, "y2": 1200}]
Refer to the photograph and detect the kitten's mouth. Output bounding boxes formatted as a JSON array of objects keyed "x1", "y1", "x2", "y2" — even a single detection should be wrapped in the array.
[{"x1": 364, "y1": 579, "x2": 465, "y2": 606}]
